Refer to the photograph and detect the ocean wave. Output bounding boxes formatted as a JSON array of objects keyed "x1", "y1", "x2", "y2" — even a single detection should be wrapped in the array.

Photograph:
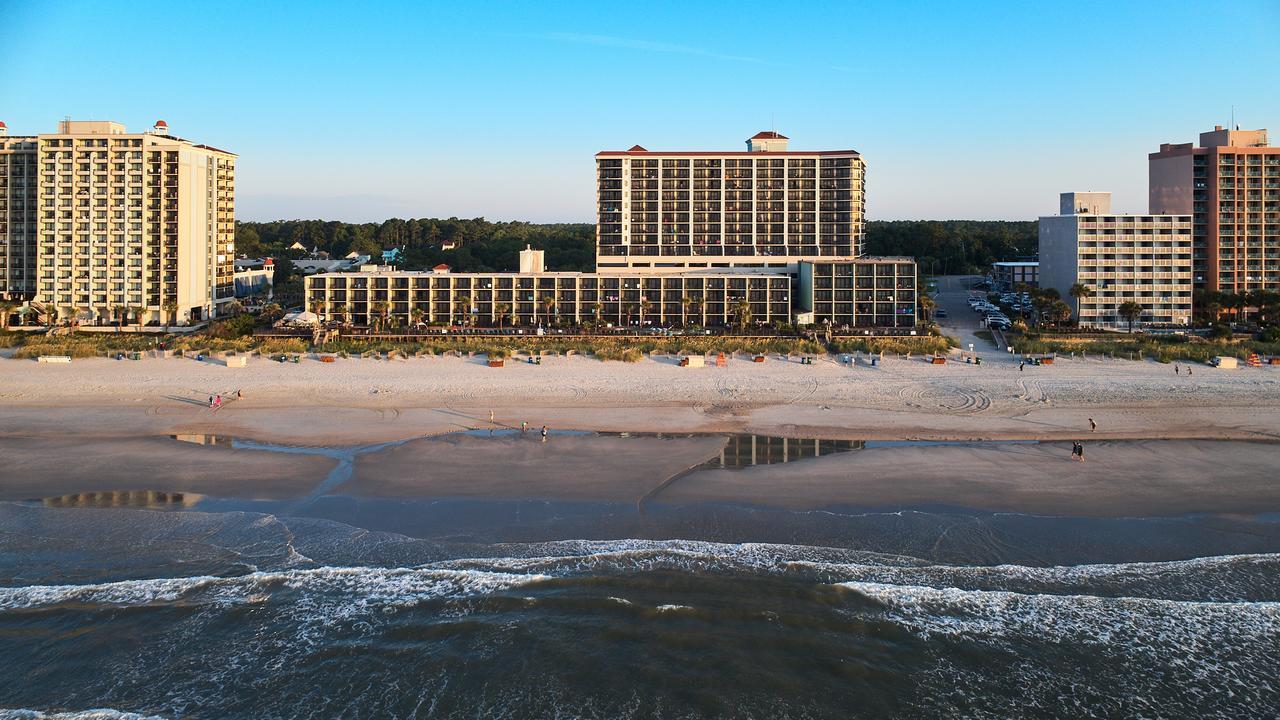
[
  {"x1": 0, "y1": 710, "x2": 167, "y2": 720},
  {"x1": 4, "y1": 536, "x2": 1278, "y2": 617},
  {"x1": 839, "y1": 581, "x2": 1280, "y2": 643},
  {"x1": 434, "y1": 539, "x2": 1280, "y2": 602},
  {"x1": 0, "y1": 566, "x2": 547, "y2": 614}
]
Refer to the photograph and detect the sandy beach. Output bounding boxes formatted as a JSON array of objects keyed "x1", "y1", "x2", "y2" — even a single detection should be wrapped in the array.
[{"x1": 2, "y1": 351, "x2": 1279, "y2": 516}]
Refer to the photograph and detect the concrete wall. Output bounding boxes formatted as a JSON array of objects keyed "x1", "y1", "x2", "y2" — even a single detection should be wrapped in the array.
[
  {"x1": 1148, "y1": 153, "x2": 1194, "y2": 214},
  {"x1": 1059, "y1": 192, "x2": 1111, "y2": 215},
  {"x1": 1037, "y1": 215, "x2": 1080, "y2": 313}
]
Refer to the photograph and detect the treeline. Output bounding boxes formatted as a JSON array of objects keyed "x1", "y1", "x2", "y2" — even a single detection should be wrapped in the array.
[
  {"x1": 864, "y1": 220, "x2": 1038, "y2": 275},
  {"x1": 235, "y1": 218, "x2": 596, "y2": 273},
  {"x1": 235, "y1": 217, "x2": 1037, "y2": 274}
]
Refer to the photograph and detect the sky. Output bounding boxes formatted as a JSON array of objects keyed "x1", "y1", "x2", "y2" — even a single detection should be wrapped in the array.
[{"x1": 3, "y1": 0, "x2": 1278, "y2": 223}]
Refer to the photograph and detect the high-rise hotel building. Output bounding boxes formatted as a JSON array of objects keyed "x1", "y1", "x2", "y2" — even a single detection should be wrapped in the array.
[
  {"x1": 596, "y1": 132, "x2": 864, "y2": 273},
  {"x1": 308, "y1": 133, "x2": 917, "y2": 330},
  {"x1": 0, "y1": 119, "x2": 235, "y2": 325},
  {"x1": 1149, "y1": 126, "x2": 1280, "y2": 293}
]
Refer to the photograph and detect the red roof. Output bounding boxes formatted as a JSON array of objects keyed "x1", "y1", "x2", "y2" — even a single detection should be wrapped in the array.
[
  {"x1": 628, "y1": 144, "x2": 647, "y2": 152},
  {"x1": 751, "y1": 131, "x2": 788, "y2": 140},
  {"x1": 0, "y1": 121, "x2": 7, "y2": 129},
  {"x1": 433, "y1": 263, "x2": 450, "y2": 271},
  {"x1": 155, "y1": 120, "x2": 168, "y2": 126}
]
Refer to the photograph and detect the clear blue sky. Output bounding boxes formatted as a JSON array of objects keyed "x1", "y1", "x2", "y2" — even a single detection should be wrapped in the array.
[{"x1": 4, "y1": 0, "x2": 1277, "y2": 223}]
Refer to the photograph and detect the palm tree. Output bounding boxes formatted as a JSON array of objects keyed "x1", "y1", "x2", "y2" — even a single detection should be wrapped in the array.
[
  {"x1": 455, "y1": 293, "x2": 471, "y2": 327},
  {"x1": 496, "y1": 303, "x2": 510, "y2": 329},
  {"x1": 918, "y1": 293, "x2": 936, "y2": 323},
  {"x1": 1046, "y1": 299, "x2": 1073, "y2": 326},
  {"x1": 161, "y1": 300, "x2": 178, "y2": 332},
  {"x1": 0, "y1": 301, "x2": 15, "y2": 330},
  {"x1": 127, "y1": 305, "x2": 142, "y2": 328},
  {"x1": 639, "y1": 296, "x2": 653, "y2": 327},
  {"x1": 1068, "y1": 283, "x2": 1094, "y2": 324},
  {"x1": 733, "y1": 299, "x2": 752, "y2": 333},
  {"x1": 591, "y1": 302, "x2": 603, "y2": 330},
  {"x1": 681, "y1": 296, "x2": 693, "y2": 328},
  {"x1": 370, "y1": 301, "x2": 389, "y2": 331},
  {"x1": 309, "y1": 300, "x2": 324, "y2": 323},
  {"x1": 692, "y1": 296, "x2": 704, "y2": 327},
  {"x1": 540, "y1": 295, "x2": 556, "y2": 328},
  {"x1": 1118, "y1": 301, "x2": 1144, "y2": 333},
  {"x1": 410, "y1": 307, "x2": 425, "y2": 329}
]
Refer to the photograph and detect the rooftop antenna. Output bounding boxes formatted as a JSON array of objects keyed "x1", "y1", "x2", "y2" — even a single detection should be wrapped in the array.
[{"x1": 1231, "y1": 105, "x2": 1235, "y2": 130}]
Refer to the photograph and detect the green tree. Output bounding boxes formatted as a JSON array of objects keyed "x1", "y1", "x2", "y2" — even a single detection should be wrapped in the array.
[
  {"x1": 1068, "y1": 282, "x2": 1094, "y2": 320},
  {"x1": 1118, "y1": 301, "x2": 1144, "y2": 333},
  {"x1": 1046, "y1": 299, "x2": 1072, "y2": 326},
  {"x1": 496, "y1": 303, "x2": 510, "y2": 329},
  {"x1": 540, "y1": 295, "x2": 556, "y2": 327},
  {"x1": 161, "y1": 300, "x2": 178, "y2": 331},
  {"x1": 733, "y1": 299, "x2": 752, "y2": 333},
  {"x1": 0, "y1": 300, "x2": 15, "y2": 330}
]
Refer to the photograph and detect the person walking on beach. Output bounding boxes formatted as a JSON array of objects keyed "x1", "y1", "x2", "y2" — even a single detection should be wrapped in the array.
[
  {"x1": 521, "y1": 421, "x2": 528, "y2": 433},
  {"x1": 1089, "y1": 418, "x2": 1097, "y2": 432},
  {"x1": 1070, "y1": 442, "x2": 1081, "y2": 461},
  {"x1": 541, "y1": 425, "x2": 548, "y2": 442},
  {"x1": 1077, "y1": 442, "x2": 1086, "y2": 463},
  {"x1": 214, "y1": 394, "x2": 222, "y2": 409},
  {"x1": 489, "y1": 409, "x2": 495, "y2": 425},
  {"x1": 1019, "y1": 361, "x2": 1024, "y2": 371},
  {"x1": 1175, "y1": 364, "x2": 1180, "y2": 375},
  {"x1": 208, "y1": 395, "x2": 214, "y2": 408}
]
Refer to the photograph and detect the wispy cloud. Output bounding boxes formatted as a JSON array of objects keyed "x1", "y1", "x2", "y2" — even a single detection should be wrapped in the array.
[{"x1": 533, "y1": 32, "x2": 770, "y2": 65}]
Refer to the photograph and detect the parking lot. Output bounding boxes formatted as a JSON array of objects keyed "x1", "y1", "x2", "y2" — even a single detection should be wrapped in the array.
[{"x1": 931, "y1": 275, "x2": 1026, "y2": 354}]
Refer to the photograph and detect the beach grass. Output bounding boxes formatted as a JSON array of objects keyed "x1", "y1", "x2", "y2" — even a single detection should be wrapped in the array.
[{"x1": 1009, "y1": 332, "x2": 1280, "y2": 363}]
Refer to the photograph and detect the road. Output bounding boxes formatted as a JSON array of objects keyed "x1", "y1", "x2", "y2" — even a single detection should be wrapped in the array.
[{"x1": 931, "y1": 275, "x2": 1004, "y2": 356}]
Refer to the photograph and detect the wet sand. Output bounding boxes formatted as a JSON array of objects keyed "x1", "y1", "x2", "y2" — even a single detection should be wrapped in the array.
[
  {"x1": 0, "y1": 435, "x2": 334, "y2": 501},
  {"x1": 350, "y1": 432, "x2": 728, "y2": 502},
  {"x1": 5, "y1": 431, "x2": 1277, "y2": 519}
]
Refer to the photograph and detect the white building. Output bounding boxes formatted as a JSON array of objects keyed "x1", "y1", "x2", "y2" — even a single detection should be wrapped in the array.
[
  {"x1": 1039, "y1": 192, "x2": 1193, "y2": 329},
  {"x1": 0, "y1": 119, "x2": 235, "y2": 326}
]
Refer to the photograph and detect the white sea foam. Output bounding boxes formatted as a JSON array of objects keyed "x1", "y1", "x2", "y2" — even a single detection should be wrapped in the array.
[
  {"x1": 838, "y1": 580, "x2": 1280, "y2": 644},
  {"x1": 437, "y1": 539, "x2": 1280, "y2": 602},
  {"x1": 0, "y1": 566, "x2": 548, "y2": 614},
  {"x1": 0, "y1": 710, "x2": 168, "y2": 720}
]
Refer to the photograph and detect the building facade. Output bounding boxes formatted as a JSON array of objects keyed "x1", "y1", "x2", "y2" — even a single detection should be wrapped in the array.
[
  {"x1": 306, "y1": 259, "x2": 917, "y2": 331},
  {"x1": 1149, "y1": 126, "x2": 1280, "y2": 293},
  {"x1": 991, "y1": 261, "x2": 1038, "y2": 290},
  {"x1": 0, "y1": 119, "x2": 235, "y2": 325},
  {"x1": 1040, "y1": 192, "x2": 1192, "y2": 329},
  {"x1": 798, "y1": 258, "x2": 917, "y2": 328},
  {"x1": 595, "y1": 132, "x2": 864, "y2": 273},
  {"x1": 306, "y1": 265, "x2": 793, "y2": 329}
]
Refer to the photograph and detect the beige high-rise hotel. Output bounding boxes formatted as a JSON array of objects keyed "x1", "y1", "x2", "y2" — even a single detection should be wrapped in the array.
[
  {"x1": 596, "y1": 132, "x2": 864, "y2": 273},
  {"x1": 0, "y1": 119, "x2": 235, "y2": 326}
]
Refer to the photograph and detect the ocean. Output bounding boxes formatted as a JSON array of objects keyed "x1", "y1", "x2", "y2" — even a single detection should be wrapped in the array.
[{"x1": 1, "y1": 434, "x2": 1278, "y2": 719}]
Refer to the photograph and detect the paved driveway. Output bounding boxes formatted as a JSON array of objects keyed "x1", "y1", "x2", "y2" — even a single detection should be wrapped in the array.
[{"x1": 932, "y1": 275, "x2": 1005, "y2": 355}]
